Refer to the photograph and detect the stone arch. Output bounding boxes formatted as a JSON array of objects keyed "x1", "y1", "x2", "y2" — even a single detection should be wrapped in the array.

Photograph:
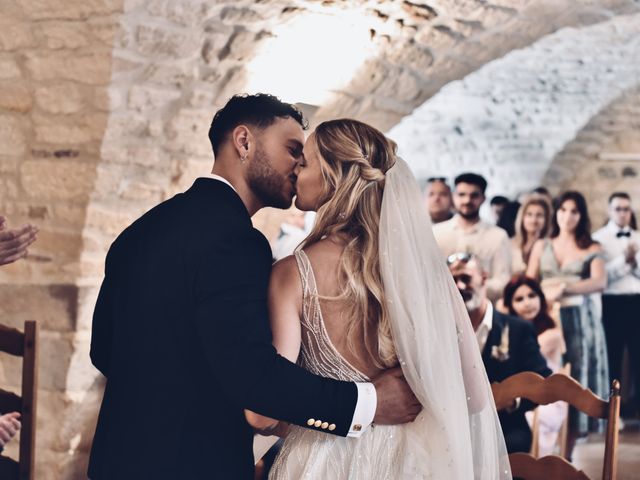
[
  {"x1": 543, "y1": 86, "x2": 640, "y2": 226},
  {"x1": 387, "y1": 12, "x2": 640, "y2": 201}
]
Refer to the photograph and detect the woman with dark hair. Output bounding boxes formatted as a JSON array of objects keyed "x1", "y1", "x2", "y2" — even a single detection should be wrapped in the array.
[
  {"x1": 503, "y1": 275, "x2": 567, "y2": 456},
  {"x1": 527, "y1": 191, "x2": 608, "y2": 444}
]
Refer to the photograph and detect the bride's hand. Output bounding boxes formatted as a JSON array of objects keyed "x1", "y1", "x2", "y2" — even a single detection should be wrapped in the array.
[{"x1": 372, "y1": 367, "x2": 422, "y2": 425}]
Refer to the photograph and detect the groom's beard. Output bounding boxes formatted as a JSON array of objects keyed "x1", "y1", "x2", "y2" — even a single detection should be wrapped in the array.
[{"x1": 247, "y1": 147, "x2": 292, "y2": 209}]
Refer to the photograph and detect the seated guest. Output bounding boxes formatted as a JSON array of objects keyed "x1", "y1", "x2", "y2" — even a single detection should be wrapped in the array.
[
  {"x1": 503, "y1": 275, "x2": 567, "y2": 456},
  {"x1": 490, "y1": 195, "x2": 509, "y2": 224},
  {"x1": 434, "y1": 173, "x2": 512, "y2": 301},
  {"x1": 593, "y1": 192, "x2": 640, "y2": 419},
  {"x1": 511, "y1": 196, "x2": 551, "y2": 274},
  {"x1": 0, "y1": 412, "x2": 20, "y2": 451},
  {"x1": 448, "y1": 253, "x2": 551, "y2": 453},
  {"x1": 423, "y1": 177, "x2": 453, "y2": 224}
]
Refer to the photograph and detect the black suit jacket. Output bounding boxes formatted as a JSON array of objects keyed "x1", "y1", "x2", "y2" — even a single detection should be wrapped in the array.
[
  {"x1": 482, "y1": 309, "x2": 552, "y2": 452},
  {"x1": 88, "y1": 179, "x2": 358, "y2": 479}
]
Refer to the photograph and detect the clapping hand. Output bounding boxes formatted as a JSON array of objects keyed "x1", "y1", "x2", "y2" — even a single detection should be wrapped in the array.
[
  {"x1": 624, "y1": 242, "x2": 638, "y2": 268},
  {"x1": 0, "y1": 216, "x2": 38, "y2": 266},
  {"x1": 0, "y1": 412, "x2": 21, "y2": 447}
]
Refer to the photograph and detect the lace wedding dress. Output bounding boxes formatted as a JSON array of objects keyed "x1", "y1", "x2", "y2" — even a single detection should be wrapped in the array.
[{"x1": 269, "y1": 250, "x2": 433, "y2": 479}]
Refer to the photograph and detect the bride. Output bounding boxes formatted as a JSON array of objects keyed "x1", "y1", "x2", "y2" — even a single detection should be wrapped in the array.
[{"x1": 246, "y1": 119, "x2": 511, "y2": 479}]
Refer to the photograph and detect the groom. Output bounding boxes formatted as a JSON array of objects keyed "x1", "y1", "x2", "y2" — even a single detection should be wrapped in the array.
[{"x1": 88, "y1": 94, "x2": 421, "y2": 479}]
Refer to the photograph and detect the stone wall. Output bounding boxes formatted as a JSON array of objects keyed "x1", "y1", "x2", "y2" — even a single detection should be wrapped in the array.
[
  {"x1": 0, "y1": 1, "x2": 639, "y2": 478},
  {"x1": 0, "y1": 1, "x2": 125, "y2": 478},
  {"x1": 387, "y1": 13, "x2": 640, "y2": 202},
  {"x1": 544, "y1": 86, "x2": 640, "y2": 227}
]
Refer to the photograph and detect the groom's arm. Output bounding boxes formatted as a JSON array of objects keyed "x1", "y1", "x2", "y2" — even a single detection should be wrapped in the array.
[{"x1": 194, "y1": 229, "x2": 366, "y2": 437}]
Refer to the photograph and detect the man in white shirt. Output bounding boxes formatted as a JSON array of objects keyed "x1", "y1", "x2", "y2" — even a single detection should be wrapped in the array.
[
  {"x1": 593, "y1": 192, "x2": 640, "y2": 417},
  {"x1": 433, "y1": 173, "x2": 512, "y2": 301}
]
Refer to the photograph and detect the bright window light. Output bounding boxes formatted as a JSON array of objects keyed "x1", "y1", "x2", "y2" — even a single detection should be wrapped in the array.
[{"x1": 246, "y1": 10, "x2": 374, "y2": 106}]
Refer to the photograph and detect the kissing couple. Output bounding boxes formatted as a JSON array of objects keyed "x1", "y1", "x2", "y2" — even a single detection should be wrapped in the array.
[{"x1": 88, "y1": 93, "x2": 511, "y2": 479}]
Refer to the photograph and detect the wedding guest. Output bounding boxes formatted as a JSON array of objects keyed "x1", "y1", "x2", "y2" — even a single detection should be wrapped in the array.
[
  {"x1": 512, "y1": 196, "x2": 551, "y2": 274},
  {"x1": 496, "y1": 201, "x2": 521, "y2": 238},
  {"x1": 271, "y1": 208, "x2": 314, "y2": 261},
  {"x1": 434, "y1": 173, "x2": 511, "y2": 301},
  {"x1": 593, "y1": 192, "x2": 640, "y2": 418},
  {"x1": 490, "y1": 195, "x2": 509, "y2": 224},
  {"x1": 527, "y1": 191, "x2": 608, "y2": 443},
  {"x1": 423, "y1": 177, "x2": 453, "y2": 224},
  {"x1": 503, "y1": 275, "x2": 567, "y2": 456},
  {"x1": 0, "y1": 412, "x2": 20, "y2": 451},
  {"x1": 448, "y1": 254, "x2": 551, "y2": 453},
  {"x1": 0, "y1": 216, "x2": 38, "y2": 266}
]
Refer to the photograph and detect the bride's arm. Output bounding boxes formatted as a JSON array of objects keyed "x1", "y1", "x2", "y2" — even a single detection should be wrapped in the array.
[{"x1": 245, "y1": 256, "x2": 303, "y2": 433}]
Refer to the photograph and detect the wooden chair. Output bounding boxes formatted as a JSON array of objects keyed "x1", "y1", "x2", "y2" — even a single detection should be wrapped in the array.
[
  {"x1": 492, "y1": 371, "x2": 620, "y2": 480},
  {"x1": 0, "y1": 321, "x2": 38, "y2": 480},
  {"x1": 528, "y1": 363, "x2": 571, "y2": 458}
]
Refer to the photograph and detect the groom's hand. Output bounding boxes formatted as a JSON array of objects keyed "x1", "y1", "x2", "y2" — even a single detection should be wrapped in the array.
[{"x1": 372, "y1": 367, "x2": 422, "y2": 425}]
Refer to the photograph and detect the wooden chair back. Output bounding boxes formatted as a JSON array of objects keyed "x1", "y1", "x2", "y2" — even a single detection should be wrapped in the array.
[
  {"x1": 491, "y1": 371, "x2": 620, "y2": 480},
  {"x1": 0, "y1": 321, "x2": 38, "y2": 480}
]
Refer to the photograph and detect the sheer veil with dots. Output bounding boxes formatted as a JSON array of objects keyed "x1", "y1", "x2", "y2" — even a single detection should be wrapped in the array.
[{"x1": 380, "y1": 158, "x2": 511, "y2": 478}]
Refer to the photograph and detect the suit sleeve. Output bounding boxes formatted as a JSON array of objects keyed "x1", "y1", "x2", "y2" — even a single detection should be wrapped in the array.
[
  {"x1": 90, "y1": 242, "x2": 118, "y2": 377},
  {"x1": 516, "y1": 321, "x2": 553, "y2": 413},
  {"x1": 193, "y1": 229, "x2": 358, "y2": 436}
]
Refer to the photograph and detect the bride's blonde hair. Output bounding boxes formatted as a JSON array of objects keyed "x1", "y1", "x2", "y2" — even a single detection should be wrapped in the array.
[{"x1": 300, "y1": 119, "x2": 398, "y2": 369}]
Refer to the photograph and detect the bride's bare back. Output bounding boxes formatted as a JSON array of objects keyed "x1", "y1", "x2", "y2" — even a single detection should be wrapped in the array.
[{"x1": 267, "y1": 237, "x2": 386, "y2": 381}]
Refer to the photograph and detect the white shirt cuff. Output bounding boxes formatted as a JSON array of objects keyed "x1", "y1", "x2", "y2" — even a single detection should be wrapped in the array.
[{"x1": 347, "y1": 382, "x2": 377, "y2": 437}]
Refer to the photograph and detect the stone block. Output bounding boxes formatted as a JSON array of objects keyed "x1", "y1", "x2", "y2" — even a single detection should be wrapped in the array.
[
  {"x1": 85, "y1": 204, "x2": 138, "y2": 238},
  {"x1": 134, "y1": 24, "x2": 202, "y2": 59},
  {"x1": 147, "y1": 0, "x2": 209, "y2": 27},
  {"x1": 20, "y1": 159, "x2": 96, "y2": 200},
  {"x1": 127, "y1": 84, "x2": 181, "y2": 112},
  {"x1": 374, "y1": 69, "x2": 421, "y2": 102},
  {"x1": 0, "y1": 84, "x2": 32, "y2": 113},
  {"x1": 25, "y1": 51, "x2": 113, "y2": 85},
  {"x1": 35, "y1": 83, "x2": 84, "y2": 114},
  {"x1": 0, "y1": 115, "x2": 27, "y2": 155},
  {"x1": 144, "y1": 63, "x2": 196, "y2": 88},
  {"x1": 39, "y1": 21, "x2": 90, "y2": 49},
  {"x1": 101, "y1": 143, "x2": 162, "y2": 167},
  {"x1": 0, "y1": 284, "x2": 79, "y2": 332},
  {"x1": 35, "y1": 122, "x2": 92, "y2": 144},
  {"x1": 166, "y1": 108, "x2": 213, "y2": 157},
  {"x1": 16, "y1": 0, "x2": 124, "y2": 20},
  {"x1": 88, "y1": 16, "x2": 121, "y2": 46},
  {"x1": 0, "y1": 56, "x2": 21, "y2": 79},
  {"x1": 0, "y1": 18, "x2": 35, "y2": 51},
  {"x1": 219, "y1": 6, "x2": 264, "y2": 24}
]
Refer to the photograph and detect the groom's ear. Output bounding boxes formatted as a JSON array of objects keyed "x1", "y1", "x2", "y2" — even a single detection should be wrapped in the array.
[{"x1": 231, "y1": 125, "x2": 252, "y2": 158}]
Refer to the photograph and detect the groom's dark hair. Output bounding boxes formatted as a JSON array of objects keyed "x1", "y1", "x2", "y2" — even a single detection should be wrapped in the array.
[{"x1": 209, "y1": 93, "x2": 308, "y2": 155}]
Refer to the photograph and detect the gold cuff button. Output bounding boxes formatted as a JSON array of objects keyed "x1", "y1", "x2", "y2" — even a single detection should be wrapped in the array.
[
  {"x1": 352, "y1": 424, "x2": 362, "y2": 432},
  {"x1": 321, "y1": 422, "x2": 329, "y2": 429},
  {"x1": 328, "y1": 424, "x2": 336, "y2": 431},
  {"x1": 314, "y1": 420, "x2": 322, "y2": 428},
  {"x1": 307, "y1": 418, "x2": 315, "y2": 426}
]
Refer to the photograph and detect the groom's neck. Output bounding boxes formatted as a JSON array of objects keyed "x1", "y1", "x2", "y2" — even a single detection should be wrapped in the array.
[{"x1": 211, "y1": 163, "x2": 263, "y2": 216}]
